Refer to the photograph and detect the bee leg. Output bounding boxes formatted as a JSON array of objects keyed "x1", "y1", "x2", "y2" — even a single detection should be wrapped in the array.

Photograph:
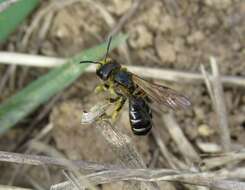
[
  {"x1": 108, "y1": 86, "x2": 117, "y2": 97},
  {"x1": 94, "y1": 83, "x2": 109, "y2": 93},
  {"x1": 111, "y1": 96, "x2": 126, "y2": 121},
  {"x1": 107, "y1": 97, "x2": 120, "y2": 103},
  {"x1": 105, "y1": 86, "x2": 120, "y2": 103},
  {"x1": 100, "y1": 96, "x2": 121, "y2": 122},
  {"x1": 100, "y1": 113, "x2": 111, "y2": 121},
  {"x1": 116, "y1": 96, "x2": 127, "y2": 111}
]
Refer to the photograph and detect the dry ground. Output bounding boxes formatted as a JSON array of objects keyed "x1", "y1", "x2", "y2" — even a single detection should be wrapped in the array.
[{"x1": 0, "y1": 0, "x2": 244, "y2": 189}]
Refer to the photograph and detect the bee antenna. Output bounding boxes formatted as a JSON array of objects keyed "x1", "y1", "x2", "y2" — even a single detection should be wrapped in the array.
[
  {"x1": 79, "y1": 60, "x2": 102, "y2": 65},
  {"x1": 104, "y1": 36, "x2": 112, "y2": 62}
]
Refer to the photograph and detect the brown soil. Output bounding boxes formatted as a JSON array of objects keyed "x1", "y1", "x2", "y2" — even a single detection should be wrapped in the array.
[{"x1": 0, "y1": 0, "x2": 244, "y2": 189}]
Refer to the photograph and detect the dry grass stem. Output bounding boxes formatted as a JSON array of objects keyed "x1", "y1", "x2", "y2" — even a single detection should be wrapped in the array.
[
  {"x1": 29, "y1": 141, "x2": 97, "y2": 190},
  {"x1": 86, "y1": 0, "x2": 115, "y2": 27},
  {"x1": 162, "y1": 113, "x2": 200, "y2": 163},
  {"x1": 11, "y1": 94, "x2": 62, "y2": 152},
  {"x1": 0, "y1": 1, "x2": 243, "y2": 190},
  {"x1": 1, "y1": 52, "x2": 245, "y2": 88},
  {"x1": 201, "y1": 150, "x2": 245, "y2": 170},
  {"x1": 0, "y1": 150, "x2": 119, "y2": 172},
  {"x1": 196, "y1": 141, "x2": 222, "y2": 153},
  {"x1": 81, "y1": 103, "x2": 160, "y2": 190},
  {"x1": 152, "y1": 127, "x2": 186, "y2": 169},
  {"x1": 0, "y1": 185, "x2": 32, "y2": 190},
  {"x1": 221, "y1": 168, "x2": 245, "y2": 179},
  {"x1": 51, "y1": 168, "x2": 245, "y2": 190},
  {"x1": 95, "y1": 121, "x2": 160, "y2": 190},
  {"x1": 0, "y1": 52, "x2": 64, "y2": 67},
  {"x1": 37, "y1": 11, "x2": 54, "y2": 43},
  {"x1": 20, "y1": 0, "x2": 83, "y2": 50},
  {"x1": 1, "y1": 150, "x2": 245, "y2": 189},
  {"x1": 210, "y1": 57, "x2": 231, "y2": 152},
  {"x1": 200, "y1": 64, "x2": 216, "y2": 105},
  {"x1": 62, "y1": 170, "x2": 87, "y2": 190},
  {"x1": 23, "y1": 174, "x2": 46, "y2": 190},
  {"x1": 0, "y1": 65, "x2": 16, "y2": 93}
]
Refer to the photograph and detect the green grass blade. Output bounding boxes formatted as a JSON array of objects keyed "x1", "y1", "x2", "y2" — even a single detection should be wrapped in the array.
[
  {"x1": 0, "y1": 34, "x2": 127, "y2": 133},
  {"x1": 0, "y1": 0, "x2": 39, "y2": 43}
]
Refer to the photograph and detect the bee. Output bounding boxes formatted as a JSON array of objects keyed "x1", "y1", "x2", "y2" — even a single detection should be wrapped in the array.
[{"x1": 80, "y1": 37, "x2": 191, "y2": 135}]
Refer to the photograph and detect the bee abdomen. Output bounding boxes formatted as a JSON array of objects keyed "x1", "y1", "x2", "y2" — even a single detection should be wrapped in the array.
[{"x1": 129, "y1": 97, "x2": 152, "y2": 135}]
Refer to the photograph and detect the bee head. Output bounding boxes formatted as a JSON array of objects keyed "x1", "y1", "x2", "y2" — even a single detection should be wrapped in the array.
[
  {"x1": 79, "y1": 36, "x2": 121, "y2": 80},
  {"x1": 96, "y1": 59, "x2": 121, "y2": 80}
]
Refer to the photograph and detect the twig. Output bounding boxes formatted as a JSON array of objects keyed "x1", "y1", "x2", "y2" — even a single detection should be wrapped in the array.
[
  {"x1": 51, "y1": 168, "x2": 245, "y2": 190},
  {"x1": 152, "y1": 127, "x2": 194, "y2": 190},
  {"x1": 7, "y1": 123, "x2": 54, "y2": 185},
  {"x1": 81, "y1": 103, "x2": 160, "y2": 190},
  {"x1": 0, "y1": 65, "x2": 15, "y2": 92},
  {"x1": 201, "y1": 150, "x2": 245, "y2": 171},
  {"x1": 210, "y1": 57, "x2": 231, "y2": 152},
  {"x1": 1, "y1": 150, "x2": 245, "y2": 190},
  {"x1": 37, "y1": 11, "x2": 55, "y2": 44},
  {"x1": 82, "y1": 103, "x2": 160, "y2": 190},
  {"x1": 0, "y1": 185, "x2": 32, "y2": 190},
  {"x1": 152, "y1": 127, "x2": 185, "y2": 169},
  {"x1": 86, "y1": 0, "x2": 115, "y2": 27},
  {"x1": 221, "y1": 168, "x2": 245, "y2": 179},
  {"x1": 0, "y1": 52, "x2": 64, "y2": 67},
  {"x1": 149, "y1": 149, "x2": 160, "y2": 168},
  {"x1": 11, "y1": 93, "x2": 62, "y2": 152},
  {"x1": 0, "y1": 150, "x2": 119, "y2": 172},
  {"x1": 94, "y1": 120, "x2": 147, "y2": 168},
  {"x1": 162, "y1": 113, "x2": 200, "y2": 163},
  {"x1": 62, "y1": 170, "x2": 86, "y2": 190},
  {"x1": 160, "y1": 114, "x2": 210, "y2": 190},
  {"x1": 196, "y1": 141, "x2": 222, "y2": 153},
  {"x1": 28, "y1": 141, "x2": 98, "y2": 190},
  {"x1": 24, "y1": 175, "x2": 46, "y2": 190},
  {"x1": 0, "y1": 52, "x2": 245, "y2": 87},
  {"x1": 20, "y1": 0, "x2": 84, "y2": 50},
  {"x1": 200, "y1": 64, "x2": 215, "y2": 105}
]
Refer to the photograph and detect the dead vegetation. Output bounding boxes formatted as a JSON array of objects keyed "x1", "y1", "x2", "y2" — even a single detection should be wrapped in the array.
[{"x1": 0, "y1": 0, "x2": 245, "y2": 190}]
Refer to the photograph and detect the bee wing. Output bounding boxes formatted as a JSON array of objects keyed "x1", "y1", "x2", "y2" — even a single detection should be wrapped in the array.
[{"x1": 132, "y1": 74, "x2": 191, "y2": 110}]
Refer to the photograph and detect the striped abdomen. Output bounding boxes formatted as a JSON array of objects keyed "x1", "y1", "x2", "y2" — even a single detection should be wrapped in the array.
[{"x1": 129, "y1": 97, "x2": 152, "y2": 135}]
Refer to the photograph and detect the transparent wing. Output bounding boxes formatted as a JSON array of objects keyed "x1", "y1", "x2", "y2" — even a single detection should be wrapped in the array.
[{"x1": 132, "y1": 74, "x2": 191, "y2": 110}]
